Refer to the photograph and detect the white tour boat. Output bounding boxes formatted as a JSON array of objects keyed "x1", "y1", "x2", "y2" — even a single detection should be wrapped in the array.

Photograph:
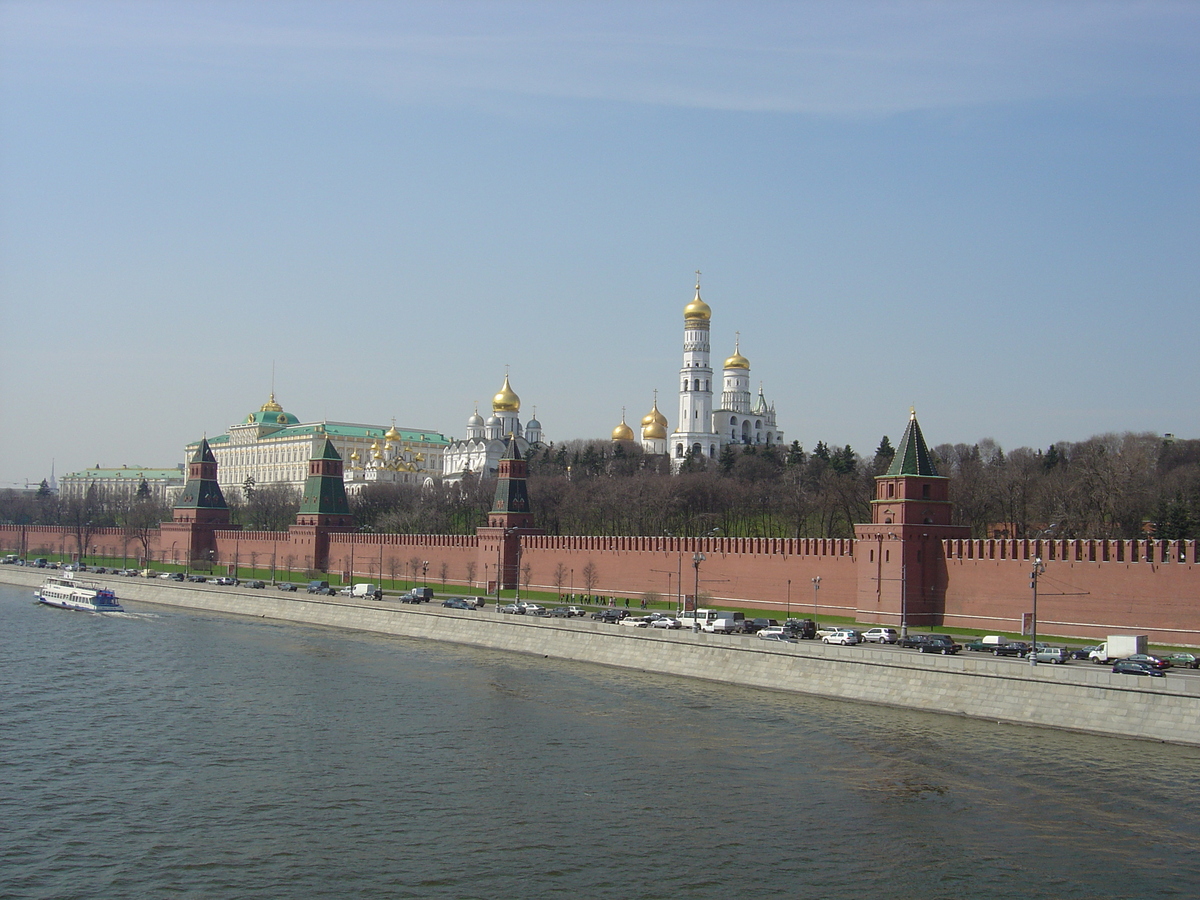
[{"x1": 37, "y1": 572, "x2": 124, "y2": 612}]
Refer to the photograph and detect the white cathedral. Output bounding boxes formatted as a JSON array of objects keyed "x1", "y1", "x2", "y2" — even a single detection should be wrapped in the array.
[
  {"x1": 614, "y1": 278, "x2": 783, "y2": 469},
  {"x1": 442, "y1": 373, "x2": 545, "y2": 482}
]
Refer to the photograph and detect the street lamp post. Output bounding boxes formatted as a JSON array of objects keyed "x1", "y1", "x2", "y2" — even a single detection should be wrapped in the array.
[
  {"x1": 692, "y1": 551, "x2": 705, "y2": 612},
  {"x1": 811, "y1": 575, "x2": 820, "y2": 619},
  {"x1": 422, "y1": 560, "x2": 429, "y2": 590},
  {"x1": 1030, "y1": 556, "x2": 1045, "y2": 666},
  {"x1": 787, "y1": 578, "x2": 791, "y2": 620}
]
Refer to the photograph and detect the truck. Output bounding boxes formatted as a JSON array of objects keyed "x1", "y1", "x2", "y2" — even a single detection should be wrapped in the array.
[
  {"x1": 702, "y1": 613, "x2": 745, "y2": 634},
  {"x1": 1088, "y1": 634, "x2": 1148, "y2": 664}
]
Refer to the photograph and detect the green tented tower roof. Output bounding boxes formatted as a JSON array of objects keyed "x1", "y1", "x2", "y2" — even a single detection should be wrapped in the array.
[{"x1": 886, "y1": 409, "x2": 940, "y2": 477}]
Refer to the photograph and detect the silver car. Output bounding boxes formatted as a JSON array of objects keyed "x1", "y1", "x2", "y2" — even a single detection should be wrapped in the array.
[{"x1": 862, "y1": 627, "x2": 899, "y2": 644}]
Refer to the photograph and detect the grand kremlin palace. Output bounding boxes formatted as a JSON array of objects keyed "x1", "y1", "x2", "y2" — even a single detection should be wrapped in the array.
[{"x1": 185, "y1": 394, "x2": 449, "y2": 498}]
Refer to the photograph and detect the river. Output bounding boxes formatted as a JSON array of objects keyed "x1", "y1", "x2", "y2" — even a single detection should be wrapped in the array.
[{"x1": 2, "y1": 583, "x2": 1198, "y2": 899}]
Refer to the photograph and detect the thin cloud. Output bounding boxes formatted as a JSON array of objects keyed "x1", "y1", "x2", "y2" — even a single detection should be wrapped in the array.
[{"x1": 3, "y1": 1, "x2": 1197, "y2": 114}]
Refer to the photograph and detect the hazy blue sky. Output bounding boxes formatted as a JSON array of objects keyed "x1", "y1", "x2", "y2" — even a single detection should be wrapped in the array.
[{"x1": 2, "y1": 1, "x2": 1197, "y2": 487}]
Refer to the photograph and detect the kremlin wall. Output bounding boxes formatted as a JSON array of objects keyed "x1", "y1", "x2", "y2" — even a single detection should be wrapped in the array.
[{"x1": 4, "y1": 411, "x2": 1198, "y2": 647}]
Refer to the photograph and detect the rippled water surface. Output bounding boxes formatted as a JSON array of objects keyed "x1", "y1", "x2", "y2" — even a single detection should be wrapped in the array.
[{"x1": 3, "y1": 584, "x2": 1199, "y2": 899}]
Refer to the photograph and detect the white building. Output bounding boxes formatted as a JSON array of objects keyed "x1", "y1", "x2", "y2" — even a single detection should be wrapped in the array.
[
  {"x1": 443, "y1": 374, "x2": 546, "y2": 482},
  {"x1": 58, "y1": 465, "x2": 185, "y2": 503},
  {"x1": 187, "y1": 394, "x2": 449, "y2": 497}
]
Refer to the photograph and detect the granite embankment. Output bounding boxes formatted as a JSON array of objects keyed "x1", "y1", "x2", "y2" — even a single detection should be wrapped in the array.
[{"x1": 8, "y1": 568, "x2": 1200, "y2": 746}]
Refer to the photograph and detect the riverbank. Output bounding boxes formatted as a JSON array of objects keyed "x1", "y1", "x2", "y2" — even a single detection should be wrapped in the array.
[{"x1": 6, "y1": 567, "x2": 1199, "y2": 746}]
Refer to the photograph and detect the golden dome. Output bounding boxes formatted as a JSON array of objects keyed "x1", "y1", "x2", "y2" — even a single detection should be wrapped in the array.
[
  {"x1": 641, "y1": 400, "x2": 668, "y2": 428},
  {"x1": 349, "y1": 450, "x2": 360, "y2": 460},
  {"x1": 259, "y1": 392, "x2": 284, "y2": 413},
  {"x1": 642, "y1": 419, "x2": 667, "y2": 441},
  {"x1": 385, "y1": 424, "x2": 401, "y2": 442},
  {"x1": 492, "y1": 374, "x2": 520, "y2": 412},
  {"x1": 612, "y1": 419, "x2": 635, "y2": 442},
  {"x1": 683, "y1": 284, "x2": 711, "y2": 323},
  {"x1": 724, "y1": 337, "x2": 749, "y2": 370}
]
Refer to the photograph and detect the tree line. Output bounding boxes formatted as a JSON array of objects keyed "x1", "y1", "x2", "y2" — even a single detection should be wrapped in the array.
[{"x1": 4, "y1": 432, "x2": 1196, "y2": 543}]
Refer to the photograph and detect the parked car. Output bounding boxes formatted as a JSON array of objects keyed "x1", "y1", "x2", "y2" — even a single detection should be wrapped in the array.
[
  {"x1": 992, "y1": 641, "x2": 1032, "y2": 658},
  {"x1": 591, "y1": 609, "x2": 623, "y2": 624},
  {"x1": 650, "y1": 616, "x2": 681, "y2": 629},
  {"x1": 823, "y1": 629, "x2": 862, "y2": 646},
  {"x1": 500, "y1": 604, "x2": 522, "y2": 614},
  {"x1": 1164, "y1": 652, "x2": 1200, "y2": 669},
  {"x1": 214, "y1": 577, "x2": 237, "y2": 585},
  {"x1": 1070, "y1": 645, "x2": 1098, "y2": 660},
  {"x1": 1033, "y1": 647, "x2": 1071, "y2": 664},
  {"x1": 187, "y1": 574, "x2": 206, "y2": 583},
  {"x1": 862, "y1": 627, "x2": 899, "y2": 644},
  {"x1": 1112, "y1": 659, "x2": 1166, "y2": 677},
  {"x1": 277, "y1": 582, "x2": 297, "y2": 592},
  {"x1": 167, "y1": 572, "x2": 185, "y2": 582},
  {"x1": 1124, "y1": 653, "x2": 1171, "y2": 670},
  {"x1": 919, "y1": 635, "x2": 962, "y2": 655},
  {"x1": 784, "y1": 618, "x2": 818, "y2": 640},
  {"x1": 247, "y1": 580, "x2": 266, "y2": 589},
  {"x1": 897, "y1": 633, "x2": 930, "y2": 650},
  {"x1": 565, "y1": 606, "x2": 587, "y2": 617},
  {"x1": 741, "y1": 618, "x2": 780, "y2": 635},
  {"x1": 520, "y1": 604, "x2": 544, "y2": 615},
  {"x1": 758, "y1": 632, "x2": 798, "y2": 643}
]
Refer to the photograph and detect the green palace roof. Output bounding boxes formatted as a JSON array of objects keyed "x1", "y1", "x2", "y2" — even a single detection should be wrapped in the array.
[{"x1": 189, "y1": 421, "x2": 449, "y2": 449}]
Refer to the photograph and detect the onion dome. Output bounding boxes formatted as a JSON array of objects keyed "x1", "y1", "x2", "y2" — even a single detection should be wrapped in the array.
[
  {"x1": 724, "y1": 336, "x2": 749, "y2": 370},
  {"x1": 349, "y1": 450, "x2": 360, "y2": 461},
  {"x1": 683, "y1": 281, "x2": 711, "y2": 323},
  {"x1": 259, "y1": 392, "x2": 284, "y2": 413},
  {"x1": 642, "y1": 419, "x2": 667, "y2": 441},
  {"x1": 492, "y1": 374, "x2": 521, "y2": 412},
  {"x1": 385, "y1": 424, "x2": 401, "y2": 442},
  {"x1": 612, "y1": 415, "x2": 635, "y2": 442},
  {"x1": 486, "y1": 414, "x2": 501, "y2": 428},
  {"x1": 467, "y1": 409, "x2": 485, "y2": 428},
  {"x1": 641, "y1": 400, "x2": 668, "y2": 429}
]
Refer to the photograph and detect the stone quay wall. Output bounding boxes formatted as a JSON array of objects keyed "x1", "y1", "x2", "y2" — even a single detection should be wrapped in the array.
[{"x1": 5, "y1": 566, "x2": 1198, "y2": 747}]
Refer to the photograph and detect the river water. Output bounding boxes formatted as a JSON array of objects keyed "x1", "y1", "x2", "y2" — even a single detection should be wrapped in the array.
[{"x1": 3, "y1": 582, "x2": 1198, "y2": 899}]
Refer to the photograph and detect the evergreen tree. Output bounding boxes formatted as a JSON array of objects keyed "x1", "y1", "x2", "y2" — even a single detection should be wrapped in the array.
[{"x1": 717, "y1": 445, "x2": 737, "y2": 475}]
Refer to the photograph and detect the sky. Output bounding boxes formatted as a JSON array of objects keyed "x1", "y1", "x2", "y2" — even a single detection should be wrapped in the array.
[{"x1": 1, "y1": 0, "x2": 1197, "y2": 488}]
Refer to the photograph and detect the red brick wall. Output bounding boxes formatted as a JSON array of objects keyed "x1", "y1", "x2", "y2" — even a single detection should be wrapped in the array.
[{"x1": 2, "y1": 525, "x2": 1196, "y2": 641}]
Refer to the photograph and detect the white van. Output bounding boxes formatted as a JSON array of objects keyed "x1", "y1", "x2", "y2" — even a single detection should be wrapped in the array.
[{"x1": 339, "y1": 583, "x2": 377, "y2": 598}]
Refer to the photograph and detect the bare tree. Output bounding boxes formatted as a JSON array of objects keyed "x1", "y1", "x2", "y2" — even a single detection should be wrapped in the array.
[
  {"x1": 521, "y1": 560, "x2": 532, "y2": 592},
  {"x1": 581, "y1": 560, "x2": 599, "y2": 596},
  {"x1": 553, "y1": 562, "x2": 568, "y2": 598},
  {"x1": 465, "y1": 560, "x2": 477, "y2": 587},
  {"x1": 439, "y1": 560, "x2": 449, "y2": 588}
]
